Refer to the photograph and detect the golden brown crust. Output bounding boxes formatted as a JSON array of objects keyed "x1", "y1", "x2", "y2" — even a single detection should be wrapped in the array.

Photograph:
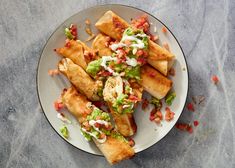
[
  {"x1": 62, "y1": 87, "x2": 135, "y2": 165},
  {"x1": 140, "y1": 65, "x2": 173, "y2": 99},
  {"x1": 92, "y1": 34, "x2": 113, "y2": 56},
  {"x1": 62, "y1": 87, "x2": 91, "y2": 123},
  {"x1": 95, "y1": 11, "x2": 129, "y2": 40},
  {"x1": 108, "y1": 102, "x2": 137, "y2": 137},
  {"x1": 94, "y1": 136, "x2": 135, "y2": 165},
  {"x1": 56, "y1": 40, "x2": 88, "y2": 69},
  {"x1": 95, "y1": 11, "x2": 175, "y2": 76},
  {"x1": 58, "y1": 58, "x2": 101, "y2": 101}
]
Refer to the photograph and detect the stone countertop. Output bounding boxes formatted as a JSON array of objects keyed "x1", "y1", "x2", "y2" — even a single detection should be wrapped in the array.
[{"x1": 0, "y1": 0, "x2": 234, "y2": 167}]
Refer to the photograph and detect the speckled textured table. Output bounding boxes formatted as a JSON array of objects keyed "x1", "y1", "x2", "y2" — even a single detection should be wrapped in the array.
[{"x1": 1, "y1": 0, "x2": 235, "y2": 167}]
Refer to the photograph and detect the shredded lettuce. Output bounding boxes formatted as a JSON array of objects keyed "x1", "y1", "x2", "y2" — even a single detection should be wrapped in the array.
[
  {"x1": 124, "y1": 65, "x2": 141, "y2": 80},
  {"x1": 150, "y1": 97, "x2": 162, "y2": 110},
  {"x1": 165, "y1": 92, "x2": 176, "y2": 106},
  {"x1": 86, "y1": 108, "x2": 110, "y2": 121},
  {"x1": 60, "y1": 125, "x2": 69, "y2": 139},
  {"x1": 123, "y1": 27, "x2": 134, "y2": 36},
  {"x1": 64, "y1": 28, "x2": 74, "y2": 40},
  {"x1": 111, "y1": 131, "x2": 128, "y2": 142}
]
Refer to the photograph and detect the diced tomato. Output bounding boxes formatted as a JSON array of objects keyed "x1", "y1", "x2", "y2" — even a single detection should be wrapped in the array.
[
  {"x1": 154, "y1": 117, "x2": 161, "y2": 124},
  {"x1": 99, "y1": 70, "x2": 112, "y2": 77},
  {"x1": 175, "y1": 123, "x2": 194, "y2": 134},
  {"x1": 136, "y1": 49, "x2": 144, "y2": 57},
  {"x1": 149, "y1": 109, "x2": 157, "y2": 121},
  {"x1": 187, "y1": 103, "x2": 195, "y2": 112},
  {"x1": 165, "y1": 107, "x2": 175, "y2": 121},
  {"x1": 156, "y1": 111, "x2": 163, "y2": 119},
  {"x1": 142, "y1": 98, "x2": 149, "y2": 110},
  {"x1": 176, "y1": 123, "x2": 187, "y2": 130},
  {"x1": 69, "y1": 24, "x2": 77, "y2": 40},
  {"x1": 94, "y1": 123, "x2": 101, "y2": 128},
  {"x1": 187, "y1": 126, "x2": 193, "y2": 134},
  {"x1": 128, "y1": 138, "x2": 135, "y2": 147},
  {"x1": 129, "y1": 95, "x2": 139, "y2": 102},
  {"x1": 142, "y1": 50, "x2": 149, "y2": 57},
  {"x1": 211, "y1": 75, "x2": 219, "y2": 84},
  {"x1": 131, "y1": 14, "x2": 150, "y2": 33},
  {"x1": 137, "y1": 57, "x2": 147, "y2": 65},
  {"x1": 162, "y1": 26, "x2": 167, "y2": 33},
  {"x1": 54, "y1": 100, "x2": 64, "y2": 111},
  {"x1": 116, "y1": 48, "x2": 126, "y2": 58},
  {"x1": 193, "y1": 120, "x2": 199, "y2": 127},
  {"x1": 92, "y1": 101, "x2": 104, "y2": 108},
  {"x1": 65, "y1": 41, "x2": 71, "y2": 48}
]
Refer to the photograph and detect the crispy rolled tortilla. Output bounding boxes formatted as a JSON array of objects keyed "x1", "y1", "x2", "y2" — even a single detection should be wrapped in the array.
[
  {"x1": 92, "y1": 33, "x2": 172, "y2": 99},
  {"x1": 58, "y1": 58, "x2": 101, "y2": 101},
  {"x1": 103, "y1": 76, "x2": 138, "y2": 137},
  {"x1": 62, "y1": 87, "x2": 135, "y2": 165},
  {"x1": 92, "y1": 34, "x2": 113, "y2": 57},
  {"x1": 56, "y1": 40, "x2": 88, "y2": 69},
  {"x1": 95, "y1": 10, "x2": 175, "y2": 76},
  {"x1": 140, "y1": 65, "x2": 172, "y2": 99}
]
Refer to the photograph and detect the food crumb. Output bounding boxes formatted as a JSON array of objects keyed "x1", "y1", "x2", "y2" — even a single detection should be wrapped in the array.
[
  {"x1": 48, "y1": 69, "x2": 59, "y2": 76},
  {"x1": 85, "y1": 19, "x2": 91, "y2": 25},
  {"x1": 168, "y1": 68, "x2": 175, "y2": 76},
  {"x1": 182, "y1": 67, "x2": 186, "y2": 71},
  {"x1": 163, "y1": 42, "x2": 170, "y2": 51}
]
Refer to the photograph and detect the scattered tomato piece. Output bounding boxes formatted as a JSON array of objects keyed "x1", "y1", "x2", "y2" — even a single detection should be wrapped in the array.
[
  {"x1": 128, "y1": 138, "x2": 135, "y2": 147},
  {"x1": 187, "y1": 126, "x2": 193, "y2": 134},
  {"x1": 211, "y1": 75, "x2": 219, "y2": 84},
  {"x1": 165, "y1": 107, "x2": 175, "y2": 121},
  {"x1": 54, "y1": 99, "x2": 64, "y2": 111},
  {"x1": 175, "y1": 123, "x2": 188, "y2": 131},
  {"x1": 142, "y1": 98, "x2": 149, "y2": 110},
  {"x1": 193, "y1": 120, "x2": 199, "y2": 127},
  {"x1": 162, "y1": 26, "x2": 167, "y2": 33},
  {"x1": 187, "y1": 102, "x2": 195, "y2": 112}
]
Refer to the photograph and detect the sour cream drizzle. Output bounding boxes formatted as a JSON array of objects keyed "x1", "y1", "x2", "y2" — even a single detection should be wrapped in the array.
[
  {"x1": 81, "y1": 119, "x2": 109, "y2": 143},
  {"x1": 101, "y1": 56, "x2": 119, "y2": 76}
]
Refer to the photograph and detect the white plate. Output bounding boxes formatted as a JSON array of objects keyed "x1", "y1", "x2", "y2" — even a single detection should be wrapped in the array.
[{"x1": 37, "y1": 4, "x2": 188, "y2": 155}]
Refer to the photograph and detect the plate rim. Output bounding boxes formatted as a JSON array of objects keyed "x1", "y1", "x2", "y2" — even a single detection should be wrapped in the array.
[{"x1": 36, "y1": 3, "x2": 189, "y2": 156}]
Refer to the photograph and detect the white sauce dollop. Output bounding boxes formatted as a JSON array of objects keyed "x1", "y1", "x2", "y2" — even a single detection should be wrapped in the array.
[{"x1": 126, "y1": 57, "x2": 138, "y2": 67}]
